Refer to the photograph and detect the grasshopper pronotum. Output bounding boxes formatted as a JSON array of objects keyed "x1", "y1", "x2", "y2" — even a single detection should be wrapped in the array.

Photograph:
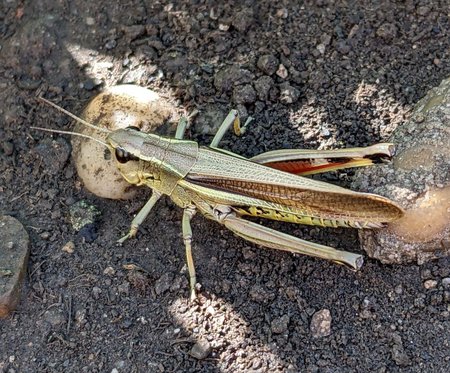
[{"x1": 35, "y1": 98, "x2": 404, "y2": 299}]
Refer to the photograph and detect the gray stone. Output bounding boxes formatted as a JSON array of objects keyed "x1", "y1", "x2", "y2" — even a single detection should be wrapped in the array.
[
  {"x1": 354, "y1": 77, "x2": 450, "y2": 264},
  {"x1": 189, "y1": 340, "x2": 211, "y2": 359},
  {"x1": 424, "y1": 280, "x2": 437, "y2": 289},
  {"x1": 0, "y1": 216, "x2": 30, "y2": 318},
  {"x1": 310, "y1": 309, "x2": 331, "y2": 338},
  {"x1": 442, "y1": 278, "x2": 450, "y2": 288},
  {"x1": 279, "y1": 82, "x2": 300, "y2": 104}
]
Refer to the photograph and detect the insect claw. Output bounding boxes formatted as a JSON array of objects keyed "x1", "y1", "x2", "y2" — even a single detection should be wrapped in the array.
[{"x1": 117, "y1": 227, "x2": 138, "y2": 244}]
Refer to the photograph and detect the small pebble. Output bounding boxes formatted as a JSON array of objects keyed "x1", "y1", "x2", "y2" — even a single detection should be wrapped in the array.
[
  {"x1": 83, "y1": 79, "x2": 95, "y2": 91},
  {"x1": 444, "y1": 291, "x2": 450, "y2": 303},
  {"x1": 442, "y1": 278, "x2": 450, "y2": 288},
  {"x1": 424, "y1": 280, "x2": 438, "y2": 289},
  {"x1": 316, "y1": 44, "x2": 326, "y2": 54},
  {"x1": 321, "y1": 127, "x2": 330, "y2": 137},
  {"x1": 279, "y1": 82, "x2": 300, "y2": 104},
  {"x1": 34, "y1": 138, "x2": 71, "y2": 175},
  {"x1": 206, "y1": 305, "x2": 216, "y2": 316},
  {"x1": 218, "y1": 23, "x2": 230, "y2": 32},
  {"x1": 395, "y1": 285, "x2": 403, "y2": 294},
  {"x1": 75, "y1": 309, "x2": 87, "y2": 326},
  {"x1": 249, "y1": 284, "x2": 270, "y2": 303},
  {"x1": 115, "y1": 360, "x2": 126, "y2": 369},
  {"x1": 310, "y1": 309, "x2": 332, "y2": 338},
  {"x1": 276, "y1": 8, "x2": 288, "y2": 18},
  {"x1": 104, "y1": 267, "x2": 115, "y2": 276},
  {"x1": 421, "y1": 269, "x2": 432, "y2": 279},
  {"x1": 376, "y1": 23, "x2": 398, "y2": 40},
  {"x1": 40, "y1": 232, "x2": 50, "y2": 240},
  {"x1": 61, "y1": 241, "x2": 75, "y2": 254},
  {"x1": 92, "y1": 287, "x2": 102, "y2": 299},
  {"x1": 189, "y1": 340, "x2": 212, "y2": 359},
  {"x1": 276, "y1": 64, "x2": 288, "y2": 79},
  {"x1": 214, "y1": 66, "x2": 253, "y2": 92},
  {"x1": 123, "y1": 25, "x2": 145, "y2": 41},
  {"x1": 105, "y1": 39, "x2": 117, "y2": 50},
  {"x1": 320, "y1": 33, "x2": 331, "y2": 46},
  {"x1": 78, "y1": 223, "x2": 98, "y2": 243},
  {"x1": 336, "y1": 41, "x2": 351, "y2": 54}
]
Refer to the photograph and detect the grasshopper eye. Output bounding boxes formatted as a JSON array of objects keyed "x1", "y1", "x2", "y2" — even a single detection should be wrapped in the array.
[
  {"x1": 115, "y1": 147, "x2": 132, "y2": 163},
  {"x1": 115, "y1": 147, "x2": 139, "y2": 163}
]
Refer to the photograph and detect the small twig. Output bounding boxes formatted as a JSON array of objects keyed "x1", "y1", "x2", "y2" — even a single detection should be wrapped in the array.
[
  {"x1": 66, "y1": 295, "x2": 72, "y2": 334},
  {"x1": 10, "y1": 190, "x2": 29, "y2": 202}
]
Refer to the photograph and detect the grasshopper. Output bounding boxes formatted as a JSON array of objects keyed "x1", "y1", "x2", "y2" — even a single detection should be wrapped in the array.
[{"x1": 35, "y1": 98, "x2": 404, "y2": 300}]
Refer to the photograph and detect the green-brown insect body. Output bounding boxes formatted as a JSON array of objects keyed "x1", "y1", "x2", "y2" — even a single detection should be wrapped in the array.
[
  {"x1": 36, "y1": 98, "x2": 404, "y2": 300},
  {"x1": 107, "y1": 129, "x2": 402, "y2": 231}
]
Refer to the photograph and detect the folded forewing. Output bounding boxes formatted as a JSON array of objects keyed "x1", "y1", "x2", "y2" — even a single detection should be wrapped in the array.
[{"x1": 187, "y1": 148, "x2": 403, "y2": 222}]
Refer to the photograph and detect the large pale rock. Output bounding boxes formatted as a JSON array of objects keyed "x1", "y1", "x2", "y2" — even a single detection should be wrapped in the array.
[
  {"x1": 71, "y1": 84, "x2": 177, "y2": 200},
  {"x1": 354, "y1": 77, "x2": 450, "y2": 264}
]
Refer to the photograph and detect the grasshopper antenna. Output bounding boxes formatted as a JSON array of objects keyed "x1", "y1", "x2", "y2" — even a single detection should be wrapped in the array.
[
  {"x1": 38, "y1": 96, "x2": 111, "y2": 134},
  {"x1": 30, "y1": 126, "x2": 108, "y2": 147}
]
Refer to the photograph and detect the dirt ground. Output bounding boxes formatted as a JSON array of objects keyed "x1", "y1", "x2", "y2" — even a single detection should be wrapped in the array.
[{"x1": 1, "y1": 1, "x2": 450, "y2": 372}]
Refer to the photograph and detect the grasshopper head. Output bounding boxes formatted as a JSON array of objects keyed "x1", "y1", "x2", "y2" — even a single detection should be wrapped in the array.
[
  {"x1": 106, "y1": 127, "x2": 166, "y2": 187},
  {"x1": 106, "y1": 127, "x2": 146, "y2": 185}
]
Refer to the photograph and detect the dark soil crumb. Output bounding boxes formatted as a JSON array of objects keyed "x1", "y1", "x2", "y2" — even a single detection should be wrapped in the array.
[{"x1": 1, "y1": 1, "x2": 449, "y2": 372}]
